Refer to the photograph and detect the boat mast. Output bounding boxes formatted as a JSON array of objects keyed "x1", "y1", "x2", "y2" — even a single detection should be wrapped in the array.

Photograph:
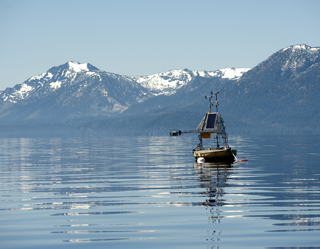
[
  {"x1": 205, "y1": 92, "x2": 213, "y2": 113},
  {"x1": 214, "y1": 91, "x2": 219, "y2": 112},
  {"x1": 205, "y1": 91, "x2": 219, "y2": 113},
  {"x1": 205, "y1": 92, "x2": 221, "y2": 148}
]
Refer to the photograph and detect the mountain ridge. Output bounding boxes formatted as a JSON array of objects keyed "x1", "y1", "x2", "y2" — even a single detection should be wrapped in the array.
[
  {"x1": 132, "y1": 67, "x2": 250, "y2": 95},
  {"x1": 0, "y1": 44, "x2": 319, "y2": 136},
  {"x1": 0, "y1": 61, "x2": 150, "y2": 120},
  {"x1": 217, "y1": 44, "x2": 320, "y2": 134},
  {"x1": 0, "y1": 62, "x2": 249, "y2": 121}
]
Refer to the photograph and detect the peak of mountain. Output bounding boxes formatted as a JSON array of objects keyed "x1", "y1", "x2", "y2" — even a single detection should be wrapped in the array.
[
  {"x1": 281, "y1": 44, "x2": 320, "y2": 52},
  {"x1": 218, "y1": 44, "x2": 320, "y2": 134},
  {"x1": 241, "y1": 44, "x2": 320, "y2": 83},
  {"x1": 66, "y1": 61, "x2": 98, "y2": 72},
  {"x1": 29, "y1": 61, "x2": 100, "y2": 81},
  {"x1": 278, "y1": 45, "x2": 320, "y2": 78},
  {"x1": 0, "y1": 61, "x2": 150, "y2": 120},
  {"x1": 1, "y1": 61, "x2": 101, "y2": 103}
]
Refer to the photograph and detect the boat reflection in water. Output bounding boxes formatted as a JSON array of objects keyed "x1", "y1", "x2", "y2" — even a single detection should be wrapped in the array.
[
  {"x1": 194, "y1": 161, "x2": 236, "y2": 244},
  {"x1": 194, "y1": 161, "x2": 234, "y2": 206}
]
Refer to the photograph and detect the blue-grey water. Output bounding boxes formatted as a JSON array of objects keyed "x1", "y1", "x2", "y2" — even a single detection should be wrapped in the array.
[{"x1": 1, "y1": 135, "x2": 320, "y2": 249}]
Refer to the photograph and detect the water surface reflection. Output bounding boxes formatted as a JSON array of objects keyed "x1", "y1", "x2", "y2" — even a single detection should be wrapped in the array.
[
  {"x1": 1, "y1": 135, "x2": 320, "y2": 248},
  {"x1": 194, "y1": 162, "x2": 235, "y2": 244}
]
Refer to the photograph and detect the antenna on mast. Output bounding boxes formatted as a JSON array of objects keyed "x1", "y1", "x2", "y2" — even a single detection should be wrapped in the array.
[
  {"x1": 214, "y1": 91, "x2": 219, "y2": 112},
  {"x1": 205, "y1": 91, "x2": 219, "y2": 112}
]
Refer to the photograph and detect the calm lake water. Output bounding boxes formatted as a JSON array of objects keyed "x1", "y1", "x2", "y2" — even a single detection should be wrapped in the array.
[{"x1": 0, "y1": 135, "x2": 320, "y2": 249}]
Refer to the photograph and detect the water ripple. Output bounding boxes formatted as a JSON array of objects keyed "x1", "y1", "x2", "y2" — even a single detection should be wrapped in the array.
[{"x1": 1, "y1": 135, "x2": 320, "y2": 248}]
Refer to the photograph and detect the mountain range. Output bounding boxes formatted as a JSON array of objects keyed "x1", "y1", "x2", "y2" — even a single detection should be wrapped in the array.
[{"x1": 0, "y1": 44, "x2": 319, "y2": 136}]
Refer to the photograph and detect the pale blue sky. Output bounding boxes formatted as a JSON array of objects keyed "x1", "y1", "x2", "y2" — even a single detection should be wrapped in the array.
[{"x1": 1, "y1": 0, "x2": 319, "y2": 89}]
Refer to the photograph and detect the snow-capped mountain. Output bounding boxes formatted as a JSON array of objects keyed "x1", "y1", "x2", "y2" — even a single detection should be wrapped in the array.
[
  {"x1": 1, "y1": 62, "x2": 101, "y2": 103},
  {"x1": 133, "y1": 68, "x2": 250, "y2": 95},
  {"x1": 231, "y1": 44, "x2": 320, "y2": 91},
  {"x1": 0, "y1": 61, "x2": 249, "y2": 121},
  {"x1": 87, "y1": 42, "x2": 320, "y2": 135},
  {"x1": 0, "y1": 61, "x2": 150, "y2": 120},
  {"x1": 218, "y1": 44, "x2": 320, "y2": 134},
  {"x1": 1, "y1": 63, "x2": 249, "y2": 104},
  {"x1": 279, "y1": 44, "x2": 320, "y2": 77},
  {"x1": 1, "y1": 44, "x2": 318, "y2": 135}
]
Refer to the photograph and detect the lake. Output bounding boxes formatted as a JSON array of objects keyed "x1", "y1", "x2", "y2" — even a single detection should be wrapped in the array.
[{"x1": 0, "y1": 134, "x2": 320, "y2": 249}]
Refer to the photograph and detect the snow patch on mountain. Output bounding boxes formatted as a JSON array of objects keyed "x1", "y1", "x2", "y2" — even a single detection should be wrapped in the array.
[
  {"x1": 28, "y1": 62, "x2": 90, "y2": 82},
  {"x1": 282, "y1": 44, "x2": 320, "y2": 53},
  {"x1": 50, "y1": 81, "x2": 62, "y2": 89},
  {"x1": 29, "y1": 72, "x2": 53, "y2": 82},
  {"x1": 280, "y1": 45, "x2": 320, "y2": 76},
  {"x1": 133, "y1": 68, "x2": 250, "y2": 95},
  {"x1": 217, "y1": 68, "x2": 250, "y2": 79},
  {"x1": 30, "y1": 72, "x2": 46, "y2": 81},
  {"x1": 2, "y1": 83, "x2": 34, "y2": 103},
  {"x1": 68, "y1": 61, "x2": 89, "y2": 72},
  {"x1": 133, "y1": 69, "x2": 193, "y2": 95},
  {"x1": 86, "y1": 71, "x2": 102, "y2": 81},
  {"x1": 18, "y1": 83, "x2": 33, "y2": 95}
]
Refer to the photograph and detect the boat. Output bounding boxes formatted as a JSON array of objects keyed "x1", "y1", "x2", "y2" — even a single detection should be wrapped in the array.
[{"x1": 170, "y1": 92, "x2": 237, "y2": 163}]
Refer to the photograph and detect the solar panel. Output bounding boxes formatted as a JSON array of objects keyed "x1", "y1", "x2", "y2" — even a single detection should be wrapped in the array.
[{"x1": 205, "y1": 113, "x2": 216, "y2": 129}]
